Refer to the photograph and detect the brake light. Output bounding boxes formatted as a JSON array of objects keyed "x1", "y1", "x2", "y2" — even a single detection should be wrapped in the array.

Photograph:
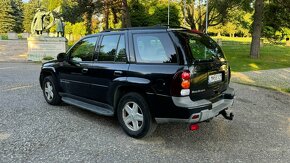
[
  {"x1": 180, "y1": 71, "x2": 191, "y2": 96},
  {"x1": 181, "y1": 71, "x2": 190, "y2": 89},
  {"x1": 181, "y1": 72, "x2": 190, "y2": 80}
]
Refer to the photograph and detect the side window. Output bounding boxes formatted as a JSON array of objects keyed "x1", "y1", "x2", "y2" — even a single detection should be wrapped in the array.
[
  {"x1": 188, "y1": 34, "x2": 222, "y2": 60},
  {"x1": 98, "y1": 35, "x2": 120, "y2": 62},
  {"x1": 133, "y1": 33, "x2": 177, "y2": 63},
  {"x1": 70, "y1": 37, "x2": 98, "y2": 62},
  {"x1": 115, "y1": 35, "x2": 126, "y2": 62}
]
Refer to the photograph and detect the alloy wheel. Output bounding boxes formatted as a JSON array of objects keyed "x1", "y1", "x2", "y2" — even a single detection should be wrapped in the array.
[
  {"x1": 122, "y1": 101, "x2": 144, "y2": 131},
  {"x1": 44, "y1": 81, "x2": 54, "y2": 101}
]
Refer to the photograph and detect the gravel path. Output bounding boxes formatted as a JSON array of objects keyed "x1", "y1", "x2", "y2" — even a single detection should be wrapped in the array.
[
  {"x1": 0, "y1": 63, "x2": 290, "y2": 162},
  {"x1": 232, "y1": 68, "x2": 290, "y2": 91}
]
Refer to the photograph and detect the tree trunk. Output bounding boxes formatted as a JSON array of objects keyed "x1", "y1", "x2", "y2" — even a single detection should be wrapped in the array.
[
  {"x1": 104, "y1": 0, "x2": 109, "y2": 30},
  {"x1": 250, "y1": 0, "x2": 264, "y2": 59},
  {"x1": 121, "y1": 0, "x2": 131, "y2": 28},
  {"x1": 198, "y1": 0, "x2": 202, "y2": 31},
  {"x1": 85, "y1": 11, "x2": 93, "y2": 34}
]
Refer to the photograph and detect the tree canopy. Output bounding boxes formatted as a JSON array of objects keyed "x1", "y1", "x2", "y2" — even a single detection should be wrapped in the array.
[
  {"x1": 0, "y1": 0, "x2": 289, "y2": 49},
  {"x1": 0, "y1": 0, "x2": 23, "y2": 33}
]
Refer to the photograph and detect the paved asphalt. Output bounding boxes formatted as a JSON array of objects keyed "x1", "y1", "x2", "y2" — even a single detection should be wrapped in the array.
[{"x1": 0, "y1": 62, "x2": 289, "y2": 163}]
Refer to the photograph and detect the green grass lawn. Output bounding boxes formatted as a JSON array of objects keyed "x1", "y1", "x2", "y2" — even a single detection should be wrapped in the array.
[{"x1": 218, "y1": 37, "x2": 290, "y2": 72}]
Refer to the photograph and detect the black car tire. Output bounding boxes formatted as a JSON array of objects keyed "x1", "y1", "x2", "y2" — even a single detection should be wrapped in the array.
[
  {"x1": 117, "y1": 92, "x2": 156, "y2": 138},
  {"x1": 42, "y1": 76, "x2": 62, "y2": 105}
]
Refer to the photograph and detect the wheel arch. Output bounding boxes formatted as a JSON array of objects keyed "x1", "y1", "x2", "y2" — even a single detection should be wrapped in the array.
[
  {"x1": 40, "y1": 69, "x2": 58, "y2": 89},
  {"x1": 112, "y1": 85, "x2": 153, "y2": 115}
]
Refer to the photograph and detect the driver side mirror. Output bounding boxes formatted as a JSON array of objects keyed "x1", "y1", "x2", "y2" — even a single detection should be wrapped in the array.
[{"x1": 57, "y1": 53, "x2": 66, "y2": 62}]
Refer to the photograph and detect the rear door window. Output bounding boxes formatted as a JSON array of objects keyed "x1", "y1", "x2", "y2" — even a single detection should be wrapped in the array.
[
  {"x1": 133, "y1": 33, "x2": 177, "y2": 63},
  {"x1": 97, "y1": 35, "x2": 127, "y2": 62}
]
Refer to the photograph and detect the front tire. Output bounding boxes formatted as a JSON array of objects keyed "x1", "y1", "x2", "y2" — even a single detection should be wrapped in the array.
[
  {"x1": 117, "y1": 92, "x2": 156, "y2": 138},
  {"x1": 42, "y1": 76, "x2": 62, "y2": 105}
]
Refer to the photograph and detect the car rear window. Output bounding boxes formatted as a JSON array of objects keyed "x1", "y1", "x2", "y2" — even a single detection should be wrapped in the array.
[{"x1": 174, "y1": 31, "x2": 224, "y2": 61}]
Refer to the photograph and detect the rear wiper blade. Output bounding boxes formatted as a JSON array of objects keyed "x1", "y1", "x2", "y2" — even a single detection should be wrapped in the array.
[{"x1": 194, "y1": 57, "x2": 214, "y2": 63}]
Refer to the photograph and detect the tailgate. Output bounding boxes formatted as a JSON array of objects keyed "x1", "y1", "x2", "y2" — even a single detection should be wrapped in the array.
[{"x1": 189, "y1": 59, "x2": 229, "y2": 102}]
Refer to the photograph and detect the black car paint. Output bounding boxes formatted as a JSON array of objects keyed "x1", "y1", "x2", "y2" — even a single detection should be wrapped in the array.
[{"x1": 40, "y1": 28, "x2": 230, "y2": 119}]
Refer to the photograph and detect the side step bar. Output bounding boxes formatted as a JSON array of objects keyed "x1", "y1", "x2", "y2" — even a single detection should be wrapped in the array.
[{"x1": 62, "y1": 97, "x2": 114, "y2": 116}]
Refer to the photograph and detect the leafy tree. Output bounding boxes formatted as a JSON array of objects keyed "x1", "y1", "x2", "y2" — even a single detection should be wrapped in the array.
[
  {"x1": 100, "y1": 0, "x2": 132, "y2": 29},
  {"x1": 0, "y1": 0, "x2": 16, "y2": 33},
  {"x1": 211, "y1": 9, "x2": 252, "y2": 37},
  {"x1": 129, "y1": 0, "x2": 151, "y2": 27},
  {"x1": 42, "y1": 0, "x2": 62, "y2": 11},
  {"x1": 61, "y1": 0, "x2": 81, "y2": 23},
  {"x1": 122, "y1": 0, "x2": 131, "y2": 28},
  {"x1": 183, "y1": 0, "x2": 251, "y2": 31},
  {"x1": 151, "y1": 3, "x2": 181, "y2": 27},
  {"x1": 64, "y1": 22, "x2": 73, "y2": 35},
  {"x1": 23, "y1": 0, "x2": 41, "y2": 32},
  {"x1": 12, "y1": 0, "x2": 24, "y2": 33},
  {"x1": 263, "y1": 0, "x2": 290, "y2": 41},
  {"x1": 72, "y1": 22, "x2": 87, "y2": 36}
]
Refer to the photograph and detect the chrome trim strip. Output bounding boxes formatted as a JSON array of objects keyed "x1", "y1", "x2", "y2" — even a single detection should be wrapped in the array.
[
  {"x1": 146, "y1": 92, "x2": 170, "y2": 97},
  {"x1": 60, "y1": 79, "x2": 108, "y2": 88}
]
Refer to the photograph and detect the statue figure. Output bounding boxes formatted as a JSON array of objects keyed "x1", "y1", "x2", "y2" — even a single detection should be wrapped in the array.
[
  {"x1": 31, "y1": 6, "x2": 65, "y2": 37},
  {"x1": 55, "y1": 17, "x2": 64, "y2": 37},
  {"x1": 31, "y1": 8, "x2": 50, "y2": 35}
]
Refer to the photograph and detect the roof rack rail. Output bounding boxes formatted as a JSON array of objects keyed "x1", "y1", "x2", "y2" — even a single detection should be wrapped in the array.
[
  {"x1": 100, "y1": 25, "x2": 192, "y2": 33},
  {"x1": 100, "y1": 26, "x2": 168, "y2": 33},
  {"x1": 154, "y1": 24, "x2": 190, "y2": 30}
]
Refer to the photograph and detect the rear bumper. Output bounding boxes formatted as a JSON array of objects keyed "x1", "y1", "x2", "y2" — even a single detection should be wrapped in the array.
[{"x1": 155, "y1": 87, "x2": 235, "y2": 124}]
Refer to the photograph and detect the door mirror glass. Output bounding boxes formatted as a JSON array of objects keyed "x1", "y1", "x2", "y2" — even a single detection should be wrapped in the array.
[{"x1": 57, "y1": 53, "x2": 66, "y2": 62}]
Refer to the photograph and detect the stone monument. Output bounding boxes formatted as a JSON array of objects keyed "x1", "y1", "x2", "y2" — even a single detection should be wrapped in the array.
[{"x1": 27, "y1": 7, "x2": 67, "y2": 61}]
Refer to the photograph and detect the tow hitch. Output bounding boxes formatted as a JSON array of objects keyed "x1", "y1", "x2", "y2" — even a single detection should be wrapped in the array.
[{"x1": 220, "y1": 110, "x2": 234, "y2": 120}]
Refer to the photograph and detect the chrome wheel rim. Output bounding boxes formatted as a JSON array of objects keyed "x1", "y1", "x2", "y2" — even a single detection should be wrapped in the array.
[
  {"x1": 44, "y1": 81, "x2": 54, "y2": 101},
  {"x1": 122, "y1": 102, "x2": 144, "y2": 131}
]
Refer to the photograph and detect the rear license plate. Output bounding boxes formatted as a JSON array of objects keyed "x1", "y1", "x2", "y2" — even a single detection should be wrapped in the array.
[{"x1": 208, "y1": 73, "x2": 222, "y2": 84}]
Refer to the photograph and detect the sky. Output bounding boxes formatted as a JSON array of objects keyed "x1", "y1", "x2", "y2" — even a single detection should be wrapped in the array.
[{"x1": 22, "y1": 0, "x2": 29, "y2": 3}]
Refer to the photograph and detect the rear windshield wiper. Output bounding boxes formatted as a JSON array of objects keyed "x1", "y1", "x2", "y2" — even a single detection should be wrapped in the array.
[{"x1": 194, "y1": 57, "x2": 214, "y2": 63}]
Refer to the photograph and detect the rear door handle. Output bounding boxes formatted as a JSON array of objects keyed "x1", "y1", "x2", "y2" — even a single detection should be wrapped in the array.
[
  {"x1": 82, "y1": 68, "x2": 88, "y2": 73},
  {"x1": 114, "y1": 71, "x2": 123, "y2": 76}
]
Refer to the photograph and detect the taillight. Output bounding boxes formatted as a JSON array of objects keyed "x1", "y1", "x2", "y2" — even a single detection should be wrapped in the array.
[
  {"x1": 170, "y1": 70, "x2": 191, "y2": 96},
  {"x1": 181, "y1": 72, "x2": 190, "y2": 80},
  {"x1": 181, "y1": 80, "x2": 190, "y2": 89},
  {"x1": 180, "y1": 71, "x2": 190, "y2": 96}
]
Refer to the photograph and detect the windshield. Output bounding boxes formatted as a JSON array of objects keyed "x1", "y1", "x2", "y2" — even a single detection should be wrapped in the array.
[{"x1": 174, "y1": 31, "x2": 224, "y2": 61}]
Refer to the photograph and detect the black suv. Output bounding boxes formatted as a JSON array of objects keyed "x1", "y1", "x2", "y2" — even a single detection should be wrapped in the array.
[{"x1": 40, "y1": 27, "x2": 235, "y2": 138}]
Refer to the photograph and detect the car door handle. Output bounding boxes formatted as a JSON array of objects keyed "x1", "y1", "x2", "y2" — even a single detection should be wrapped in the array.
[
  {"x1": 114, "y1": 71, "x2": 123, "y2": 76},
  {"x1": 82, "y1": 68, "x2": 88, "y2": 73}
]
